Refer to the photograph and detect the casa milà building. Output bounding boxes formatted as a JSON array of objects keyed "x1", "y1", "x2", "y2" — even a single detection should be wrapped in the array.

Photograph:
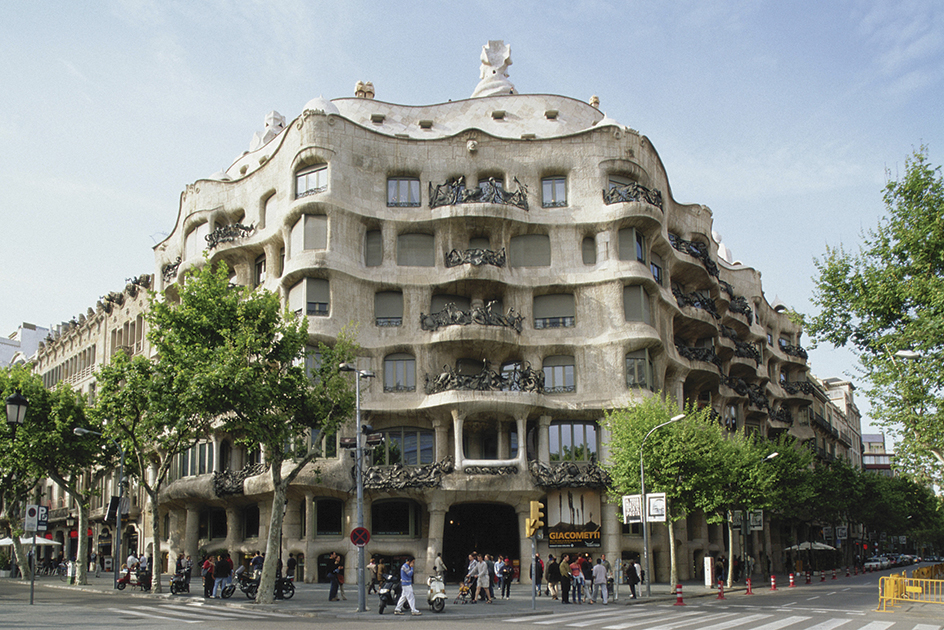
[{"x1": 153, "y1": 41, "x2": 817, "y2": 583}]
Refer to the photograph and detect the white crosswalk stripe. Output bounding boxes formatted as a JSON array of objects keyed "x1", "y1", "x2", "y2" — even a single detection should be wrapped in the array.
[
  {"x1": 110, "y1": 603, "x2": 295, "y2": 624},
  {"x1": 502, "y1": 607, "x2": 942, "y2": 630}
]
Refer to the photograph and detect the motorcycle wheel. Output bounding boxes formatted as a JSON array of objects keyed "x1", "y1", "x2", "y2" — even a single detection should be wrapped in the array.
[
  {"x1": 246, "y1": 583, "x2": 258, "y2": 600},
  {"x1": 282, "y1": 582, "x2": 295, "y2": 600},
  {"x1": 432, "y1": 598, "x2": 445, "y2": 613},
  {"x1": 117, "y1": 582, "x2": 126, "y2": 591},
  {"x1": 379, "y1": 602, "x2": 386, "y2": 615},
  {"x1": 171, "y1": 582, "x2": 180, "y2": 595},
  {"x1": 222, "y1": 584, "x2": 235, "y2": 599}
]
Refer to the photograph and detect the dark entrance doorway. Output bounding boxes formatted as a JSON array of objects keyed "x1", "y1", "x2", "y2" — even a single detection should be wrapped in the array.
[{"x1": 442, "y1": 503, "x2": 518, "y2": 584}]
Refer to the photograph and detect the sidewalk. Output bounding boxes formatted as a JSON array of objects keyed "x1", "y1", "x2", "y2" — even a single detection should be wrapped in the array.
[{"x1": 4, "y1": 573, "x2": 735, "y2": 619}]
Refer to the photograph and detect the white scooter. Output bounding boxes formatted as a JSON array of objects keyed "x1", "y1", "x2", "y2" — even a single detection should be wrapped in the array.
[{"x1": 427, "y1": 574, "x2": 447, "y2": 612}]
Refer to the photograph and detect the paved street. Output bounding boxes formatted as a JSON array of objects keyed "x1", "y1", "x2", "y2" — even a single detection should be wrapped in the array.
[{"x1": 1, "y1": 566, "x2": 940, "y2": 630}]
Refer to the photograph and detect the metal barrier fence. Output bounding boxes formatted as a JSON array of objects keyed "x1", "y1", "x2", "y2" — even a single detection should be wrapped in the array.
[
  {"x1": 911, "y1": 562, "x2": 944, "y2": 580},
  {"x1": 878, "y1": 569, "x2": 944, "y2": 612}
]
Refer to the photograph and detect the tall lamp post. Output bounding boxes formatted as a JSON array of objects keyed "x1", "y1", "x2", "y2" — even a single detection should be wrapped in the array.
[
  {"x1": 73, "y1": 427, "x2": 124, "y2": 590},
  {"x1": 6, "y1": 392, "x2": 30, "y2": 602},
  {"x1": 640, "y1": 413, "x2": 685, "y2": 598},
  {"x1": 339, "y1": 362, "x2": 375, "y2": 613}
]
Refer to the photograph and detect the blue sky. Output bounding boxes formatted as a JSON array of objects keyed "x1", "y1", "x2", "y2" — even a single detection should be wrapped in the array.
[{"x1": 2, "y1": 1, "x2": 943, "y2": 432}]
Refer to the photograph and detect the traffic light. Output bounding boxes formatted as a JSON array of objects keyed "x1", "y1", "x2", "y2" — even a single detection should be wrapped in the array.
[{"x1": 528, "y1": 500, "x2": 545, "y2": 537}]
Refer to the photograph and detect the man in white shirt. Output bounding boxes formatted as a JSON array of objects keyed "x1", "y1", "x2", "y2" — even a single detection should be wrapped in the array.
[{"x1": 591, "y1": 559, "x2": 608, "y2": 604}]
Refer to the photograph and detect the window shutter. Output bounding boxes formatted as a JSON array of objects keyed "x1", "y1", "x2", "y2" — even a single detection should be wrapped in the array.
[
  {"x1": 304, "y1": 215, "x2": 328, "y2": 250},
  {"x1": 397, "y1": 233, "x2": 435, "y2": 267},
  {"x1": 509, "y1": 234, "x2": 551, "y2": 267},
  {"x1": 374, "y1": 291, "x2": 403, "y2": 318},
  {"x1": 533, "y1": 294, "x2": 575, "y2": 319},
  {"x1": 365, "y1": 230, "x2": 383, "y2": 266}
]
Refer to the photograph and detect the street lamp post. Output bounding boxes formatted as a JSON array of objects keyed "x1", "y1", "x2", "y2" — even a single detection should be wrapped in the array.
[
  {"x1": 73, "y1": 428, "x2": 124, "y2": 590},
  {"x1": 640, "y1": 413, "x2": 685, "y2": 598},
  {"x1": 339, "y1": 362, "x2": 375, "y2": 613},
  {"x1": 6, "y1": 390, "x2": 28, "y2": 441}
]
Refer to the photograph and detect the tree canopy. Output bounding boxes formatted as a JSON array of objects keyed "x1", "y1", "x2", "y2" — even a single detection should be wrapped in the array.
[
  {"x1": 137, "y1": 260, "x2": 358, "y2": 603},
  {"x1": 809, "y1": 147, "x2": 944, "y2": 480}
]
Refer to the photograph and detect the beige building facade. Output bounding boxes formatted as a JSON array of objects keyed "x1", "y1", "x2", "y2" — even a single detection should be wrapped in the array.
[{"x1": 23, "y1": 43, "x2": 863, "y2": 584}]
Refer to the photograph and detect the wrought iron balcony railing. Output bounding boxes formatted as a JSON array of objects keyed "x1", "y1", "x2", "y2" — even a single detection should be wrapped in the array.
[
  {"x1": 425, "y1": 360, "x2": 544, "y2": 395},
  {"x1": 602, "y1": 181, "x2": 663, "y2": 210},
  {"x1": 445, "y1": 247, "x2": 506, "y2": 268},
  {"x1": 420, "y1": 301, "x2": 524, "y2": 333},
  {"x1": 429, "y1": 176, "x2": 528, "y2": 210}
]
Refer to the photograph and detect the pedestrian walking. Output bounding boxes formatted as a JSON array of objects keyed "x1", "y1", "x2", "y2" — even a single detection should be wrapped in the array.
[
  {"x1": 394, "y1": 557, "x2": 422, "y2": 616},
  {"x1": 202, "y1": 555, "x2": 215, "y2": 598},
  {"x1": 434, "y1": 552, "x2": 447, "y2": 579}
]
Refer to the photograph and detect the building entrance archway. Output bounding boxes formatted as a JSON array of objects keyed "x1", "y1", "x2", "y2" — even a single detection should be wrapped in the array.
[{"x1": 442, "y1": 503, "x2": 518, "y2": 584}]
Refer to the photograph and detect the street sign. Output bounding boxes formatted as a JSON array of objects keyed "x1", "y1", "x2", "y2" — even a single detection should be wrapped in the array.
[
  {"x1": 37, "y1": 506, "x2": 48, "y2": 532},
  {"x1": 350, "y1": 526, "x2": 370, "y2": 547},
  {"x1": 622, "y1": 494, "x2": 641, "y2": 523},
  {"x1": 25, "y1": 504, "x2": 38, "y2": 531}
]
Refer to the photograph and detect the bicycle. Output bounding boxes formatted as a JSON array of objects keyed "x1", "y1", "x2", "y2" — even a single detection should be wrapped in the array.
[{"x1": 56, "y1": 562, "x2": 69, "y2": 581}]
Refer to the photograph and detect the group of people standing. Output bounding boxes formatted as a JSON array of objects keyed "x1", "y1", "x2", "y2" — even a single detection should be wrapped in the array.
[
  {"x1": 464, "y1": 552, "x2": 517, "y2": 602},
  {"x1": 544, "y1": 553, "x2": 632, "y2": 604}
]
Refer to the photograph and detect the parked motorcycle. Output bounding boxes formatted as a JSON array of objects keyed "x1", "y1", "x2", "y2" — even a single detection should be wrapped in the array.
[
  {"x1": 117, "y1": 568, "x2": 152, "y2": 592},
  {"x1": 235, "y1": 569, "x2": 259, "y2": 599},
  {"x1": 378, "y1": 572, "x2": 402, "y2": 614},
  {"x1": 169, "y1": 569, "x2": 190, "y2": 595},
  {"x1": 244, "y1": 574, "x2": 294, "y2": 600},
  {"x1": 427, "y1": 574, "x2": 446, "y2": 612}
]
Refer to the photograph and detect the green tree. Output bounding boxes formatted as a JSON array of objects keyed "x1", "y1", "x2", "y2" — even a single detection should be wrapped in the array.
[
  {"x1": 0, "y1": 365, "x2": 112, "y2": 585},
  {"x1": 603, "y1": 395, "x2": 718, "y2": 587},
  {"x1": 809, "y1": 147, "x2": 944, "y2": 479},
  {"x1": 145, "y1": 261, "x2": 357, "y2": 603},
  {"x1": 92, "y1": 349, "x2": 208, "y2": 593}
]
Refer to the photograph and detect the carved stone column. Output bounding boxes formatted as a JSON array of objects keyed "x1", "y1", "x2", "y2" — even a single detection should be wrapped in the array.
[
  {"x1": 304, "y1": 493, "x2": 315, "y2": 583},
  {"x1": 184, "y1": 506, "x2": 199, "y2": 561},
  {"x1": 516, "y1": 415, "x2": 528, "y2": 467},
  {"x1": 426, "y1": 500, "x2": 447, "y2": 578},
  {"x1": 451, "y1": 408, "x2": 466, "y2": 468},
  {"x1": 516, "y1": 502, "x2": 533, "y2": 584},
  {"x1": 432, "y1": 415, "x2": 449, "y2": 462},
  {"x1": 224, "y1": 505, "x2": 240, "y2": 551},
  {"x1": 538, "y1": 415, "x2": 551, "y2": 463},
  {"x1": 602, "y1": 498, "x2": 620, "y2": 578},
  {"x1": 211, "y1": 436, "x2": 221, "y2": 473},
  {"x1": 498, "y1": 420, "x2": 510, "y2": 460}
]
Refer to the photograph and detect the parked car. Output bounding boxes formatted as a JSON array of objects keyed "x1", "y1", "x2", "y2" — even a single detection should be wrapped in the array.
[{"x1": 864, "y1": 556, "x2": 890, "y2": 571}]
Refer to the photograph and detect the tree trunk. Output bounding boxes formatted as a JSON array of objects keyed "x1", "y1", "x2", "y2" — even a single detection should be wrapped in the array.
[
  {"x1": 726, "y1": 512, "x2": 735, "y2": 588},
  {"x1": 256, "y1": 460, "x2": 287, "y2": 605},
  {"x1": 148, "y1": 486, "x2": 163, "y2": 593},
  {"x1": 11, "y1": 537, "x2": 30, "y2": 581},
  {"x1": 667, "y1": 515, "x2": 678, "y2": 589},
  {"x1": 74, "y1": 496, "x2": 88, "y2": 585}
]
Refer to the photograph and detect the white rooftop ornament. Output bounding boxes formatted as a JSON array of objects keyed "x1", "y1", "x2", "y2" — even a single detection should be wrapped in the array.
[
  {"x1": 249, "y1": 110, "x2": 286, "y2": 152},
  {"x1": 303, "y1": 95, "x2": 341, "y2": 116},
  {"x1": 471, "y1": 40, "x2": 517, "y2": 98}
]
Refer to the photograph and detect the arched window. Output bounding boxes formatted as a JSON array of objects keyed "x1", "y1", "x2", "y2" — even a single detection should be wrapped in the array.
[
  {"x1": 371, "y1": 427, "x2": 434, "y2": 466},
  {"x1": 296, "y1": 164, "x2": 327, "y2": 198}
]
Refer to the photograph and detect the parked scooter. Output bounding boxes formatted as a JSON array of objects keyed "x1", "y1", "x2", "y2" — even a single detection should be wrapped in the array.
[
  {"x1": 242, "y1": 573, "x2": 294, "y2": 600},
  {"x1": 169, "y1": 569, "x2": 191, "y2": 595},
  {"x1": 378, "y1": 572, "x2": 402, "y2": 614},
  {"x1": 117, "y1": 567, "x2": 152, "y2": 592},
  {"x1": 427, "y1": 574, "x2": 447, "y2": 612}
]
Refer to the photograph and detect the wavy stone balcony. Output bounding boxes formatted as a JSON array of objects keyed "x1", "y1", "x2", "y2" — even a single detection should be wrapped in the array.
[
  {"x1": 672, "y1": 288, "x2": 721, "y2": 320},
  {"x1": 674, "y1": 342, "x2": 722, "y2": 369}
]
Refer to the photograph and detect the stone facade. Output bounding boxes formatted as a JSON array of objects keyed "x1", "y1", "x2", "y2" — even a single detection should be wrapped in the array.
[{"x1": 22, "y1": 43, "x2": 863, "y2": 584}]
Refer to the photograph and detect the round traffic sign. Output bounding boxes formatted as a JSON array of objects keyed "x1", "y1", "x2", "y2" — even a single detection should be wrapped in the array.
[{"x1": 350, "y1": 526, "x2": 370, "y2": 547}]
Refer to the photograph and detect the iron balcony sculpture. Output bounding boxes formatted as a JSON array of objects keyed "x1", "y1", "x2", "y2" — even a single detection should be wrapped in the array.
[
  {"x1": 205, "y1": 223, "x2": 255, "y2": 250},
  {"x1": 445, "y1": 247, "x2": 506, "y2": 268},
  {"x1": 602, "y1": 181, "x2": 663, "y2": 210},
  {"x1": 420, "y1": 301, "x2": 524, "y2": 333},
  {"x1": 424, "y1": 359, "x2": 544, "y2": 395},
  {"x1": 429, "y1": 176, "x2": 529, "y2": 210}
]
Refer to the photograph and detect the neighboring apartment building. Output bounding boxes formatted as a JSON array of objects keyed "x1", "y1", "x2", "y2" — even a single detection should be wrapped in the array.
[
  {"x1": 1, "y1": 322, "x2": 49, "y2": 368},
  {"x1": 862, "y1": 433, "x2": 895, "y2": 477},
  {"x1": 23, "y1": 42, "x2": 862, "y2": 583}
]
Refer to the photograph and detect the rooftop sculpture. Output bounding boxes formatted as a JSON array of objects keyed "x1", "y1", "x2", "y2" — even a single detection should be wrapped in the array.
[{"x1": 471, "y1": 40, "x2": 517, "y2": 98}]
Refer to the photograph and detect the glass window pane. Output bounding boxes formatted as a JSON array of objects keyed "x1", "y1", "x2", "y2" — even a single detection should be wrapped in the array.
[
  {"x1": 389, "y1": 433, "x2": 403, "y2": 465},
  {"x1": 549, "y1": 425, "x2": 560, "y2": 461},
  {"x1": 420, "y1": 432, "x2": 434, "y2": 464},
  {"x1": 404, "y1": 432, "x2": 418, "y2": 465}
]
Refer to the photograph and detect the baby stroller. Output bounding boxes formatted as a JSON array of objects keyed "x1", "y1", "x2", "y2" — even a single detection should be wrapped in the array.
[{"x1": 454, "y1": 578, "x2": 473, "y2": 604}]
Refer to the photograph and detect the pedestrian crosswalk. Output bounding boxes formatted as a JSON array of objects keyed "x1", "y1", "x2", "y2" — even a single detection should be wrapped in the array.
[
  {"x1": 503, "y1": 606, "x2": 941, "y2": 630},
  {"x1": 109, "y1": 602, "x2": 295, "y2": 624}
]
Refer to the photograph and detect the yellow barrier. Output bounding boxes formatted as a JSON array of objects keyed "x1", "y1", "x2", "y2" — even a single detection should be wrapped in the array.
[
  {"x1": 911, "y1": 562, "x2": 944, "y2": 580},
  {"x1": 878, "y1": 571, "x2": 944, "y2": 612}
]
